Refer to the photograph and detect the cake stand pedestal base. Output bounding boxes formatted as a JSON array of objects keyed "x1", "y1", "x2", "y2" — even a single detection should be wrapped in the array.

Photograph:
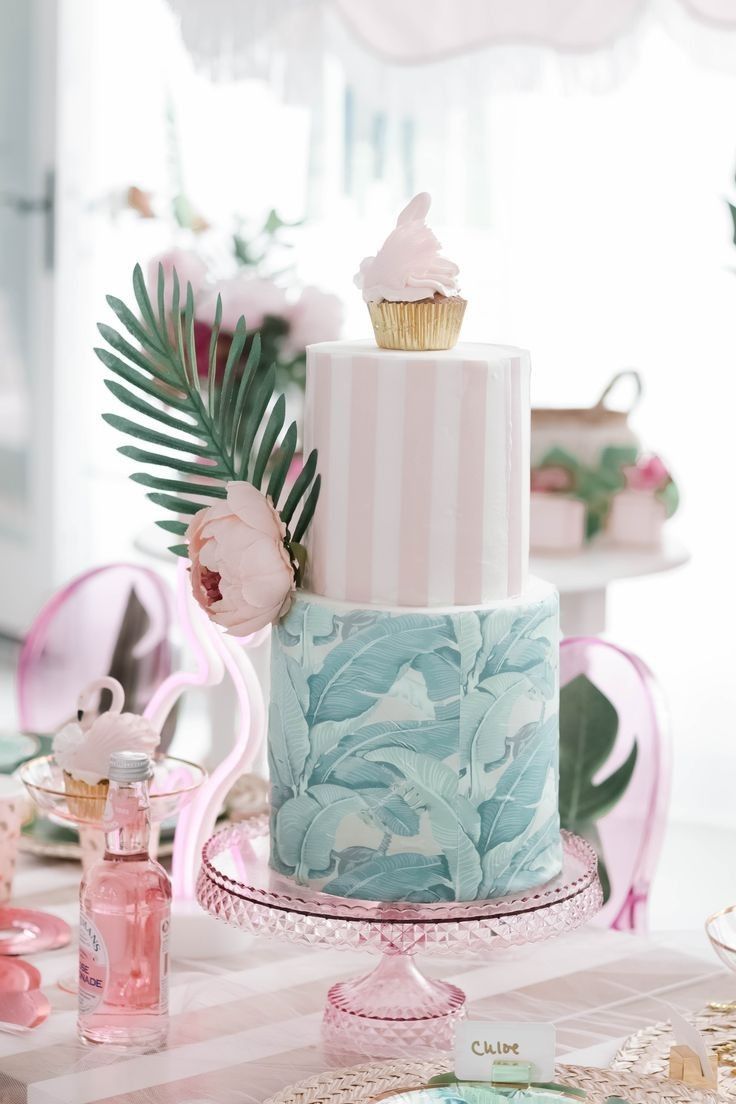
[{"x1": 324, "y1": 951, "x2": 465, "y2": 1056}]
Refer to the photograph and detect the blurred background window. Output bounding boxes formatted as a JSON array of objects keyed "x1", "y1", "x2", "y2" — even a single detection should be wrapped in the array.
[{"x1": 2, "y1": 0, "x2": 736, "y2": 909}]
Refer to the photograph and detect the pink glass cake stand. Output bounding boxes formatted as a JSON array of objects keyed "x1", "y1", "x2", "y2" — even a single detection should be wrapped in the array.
[{"x1": 197, "y1": 819, "x2": 602, "y2": 1056}]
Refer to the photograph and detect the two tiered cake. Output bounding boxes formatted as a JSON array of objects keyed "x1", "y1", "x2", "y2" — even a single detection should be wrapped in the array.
[{"x1": 268, "y1": 196, "x2": 562, "y2": 903}]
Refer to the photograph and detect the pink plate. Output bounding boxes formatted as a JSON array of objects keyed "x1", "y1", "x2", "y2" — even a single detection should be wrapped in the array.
[
  {"x1": 0, "y1": 957, "x2": 42, "y2": 991},
  {"x1": 0, "y1": 989, "x2": 51, "y2": 1029},
  {"x1": 0, "y1": 908, "x2": 72, "y2": 955}
]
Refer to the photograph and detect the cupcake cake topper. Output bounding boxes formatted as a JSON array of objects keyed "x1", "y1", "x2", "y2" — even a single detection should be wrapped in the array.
[{"x1": 355, "y1": 192, "x2": 466, "y2": 350}]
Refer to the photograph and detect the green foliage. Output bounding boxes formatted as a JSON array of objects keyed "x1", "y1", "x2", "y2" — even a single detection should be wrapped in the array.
[
  {"x1": 539, "y1": 445, "x2": 637, "y2": 539},
  {"x1": 232, "y1": 208, "x2": 305, "y2": 272},
  {"x1": 559, "y1": 674, "x2": 638, "y2": 902},
  {"x1": 659, "y1": 477, "x2": 679, "y2": 518},
  {"x1": 95, "y1": 264, "x2": 320, "y2": 556}
]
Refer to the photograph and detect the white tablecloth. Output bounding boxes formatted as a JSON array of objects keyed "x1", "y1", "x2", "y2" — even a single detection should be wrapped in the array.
[{"x1": 2, "y1": 851, "x2": 732, "y2": 1104}]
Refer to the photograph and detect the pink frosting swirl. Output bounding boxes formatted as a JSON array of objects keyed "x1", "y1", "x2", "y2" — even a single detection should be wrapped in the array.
[{"x1": 354, "y1": 193, "x2": 461, "y2": 304}]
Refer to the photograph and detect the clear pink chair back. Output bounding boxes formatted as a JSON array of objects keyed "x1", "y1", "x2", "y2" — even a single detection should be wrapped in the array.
[
  {"x1": 560, "y1": 636, "x2": 670, "y2": 932},
  {"x1": 17, "y1": 564, "x2": 173, "y2": 738}
]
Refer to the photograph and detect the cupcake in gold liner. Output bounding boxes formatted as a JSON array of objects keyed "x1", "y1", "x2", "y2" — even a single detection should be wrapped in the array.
[
  {"x1": 62, "y1": 773, "x2": 110, "y2": 821},
  {"x1": 355, "y1": 192, "x2": 466, "y2": 352},
  {"x1": 53, "y1": 677, "x2": 159, "y2": 822},
  {"x1": 367, "y1": 293, "x2": 466, "y2": 351}
]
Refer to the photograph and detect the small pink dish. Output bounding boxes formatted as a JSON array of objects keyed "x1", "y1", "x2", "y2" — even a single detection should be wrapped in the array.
[
  {"x1": 0, "y1": 957, "x2": 42, "y2": 991},
  {"x1": 0, "y1": 908, "x2": 71, "y2": 955},
  {"x1": 0, "y1": 989, "x2": 51, "y2": 1030}
]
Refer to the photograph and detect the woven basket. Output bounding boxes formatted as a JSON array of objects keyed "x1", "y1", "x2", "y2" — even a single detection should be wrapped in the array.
[{"x1": 263, "y1": 1057, "x2": 716, "y2": 1104}]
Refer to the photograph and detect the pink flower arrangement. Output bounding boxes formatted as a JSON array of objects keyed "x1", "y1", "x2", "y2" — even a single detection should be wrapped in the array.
[
  {"x1": 147, "y1": 249, "x2": 208, "y2": 312},
  {"x1": 196, "y1": 275, "x2": 289, "y2": 334},
  {"x1": 531, "y1": 465, "x2": 574, "y2": 493},
  {"x1": 148, "y1": 246, "x2": 342, "y2": 388},
  {"x1": 187, "y1": 482, "x2": 296, "y2": 636},
  {"x1": 284, "y1": 286, "x2": 344, "y2": 356},
  {"x1": 622, "y1": 454, "x2": 670, "y2": 493}
]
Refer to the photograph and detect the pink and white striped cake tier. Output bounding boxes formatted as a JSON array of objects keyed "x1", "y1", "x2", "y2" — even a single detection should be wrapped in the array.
[{"x1": 304, "y1": 340, "x2": 530, "y2": 608}]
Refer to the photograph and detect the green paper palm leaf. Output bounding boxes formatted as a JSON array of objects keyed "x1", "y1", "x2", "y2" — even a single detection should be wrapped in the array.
[
  {"x1": 95, "y1": 264, "x2": 320, "y2": 556},
  {"x1": 559, "y1": 674, "x2": 638, "y2": 904}
]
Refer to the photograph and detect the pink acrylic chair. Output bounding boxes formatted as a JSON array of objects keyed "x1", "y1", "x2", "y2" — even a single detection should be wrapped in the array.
[
  {"x1": 17, "y1": 559, "x2": 267, "y2": 899},
  {"x1": 560, "y1": 636, "x2": 671, "y2": 932},
  {"x1": 17, "y1": 564, "x2": 173, "y2": 738},
  {"x1": 144, "y1": 557, "x2": 268, "y2": 900}
]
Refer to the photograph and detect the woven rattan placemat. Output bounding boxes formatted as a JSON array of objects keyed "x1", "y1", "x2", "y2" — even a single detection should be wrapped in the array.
[{"x1": 264, "y1": 1057, "x2": 716, "y2": 1103}]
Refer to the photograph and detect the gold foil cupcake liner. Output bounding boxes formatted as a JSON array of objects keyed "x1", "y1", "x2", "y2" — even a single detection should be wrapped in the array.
[
  {"x1": 63, "y1": 771, "x2": 109, "y2": 820},
  {"x1": 367, "y1": 297, "x2": 466, "y2": 351}
]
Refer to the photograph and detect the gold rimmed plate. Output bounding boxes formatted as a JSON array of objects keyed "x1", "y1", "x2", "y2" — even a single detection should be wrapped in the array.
[{"x1": 706, "y1": 904, "x2": 736, "y2": 973}]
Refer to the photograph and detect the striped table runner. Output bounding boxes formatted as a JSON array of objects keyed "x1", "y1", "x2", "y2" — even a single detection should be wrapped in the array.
[{"x1": 1, "y1": 853, "x2": 730, "y2": 1104}]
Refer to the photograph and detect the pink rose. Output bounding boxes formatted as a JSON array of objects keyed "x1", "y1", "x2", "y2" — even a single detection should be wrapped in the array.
[
  {"x1": 148, "y1": 249, "x2": 208, "y2": 313},
  {"x1": 531, "y1": 465, "x2": 574, "y2": 493},
  {"x1": 196, "y1": 275, "x2": 288, "y2": 333},
  {"x1": 284, "y1": 286, "x2": 343, "y2": 355},
  {"x1": 623, "y1": 455, "x2": 670, "y2": 492},
  {"x1": 187, "y1": 482, "x2": 295, "y2": 636}
]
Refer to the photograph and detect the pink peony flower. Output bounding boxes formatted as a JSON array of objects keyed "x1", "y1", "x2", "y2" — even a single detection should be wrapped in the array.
[
  {"x1": 623, "y1": 454, "x2": 670, "y2": 492},
  {"x1": 187, "y1": 482, "x2": 295, "y2": 636},
  {"x1": 148, "y1": 248, "x2": 208, "y2": 314},
  {"x1": 284, "y1": 286, "x2": 343, "y2": 355},
  {"x1": 195, "y1": 275, "x2": 288, "y2": 334},
  {"x1": 531, "y1": 465, "x2": 574, "y2": 493}
]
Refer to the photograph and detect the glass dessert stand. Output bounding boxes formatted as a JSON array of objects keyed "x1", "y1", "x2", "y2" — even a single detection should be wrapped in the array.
[
  {"x1": 197, "y1": 818, "x2": 602, "y2": 1056},
  {"x1": 19, "y1": 754, "x2": 206, "y2": 992}
]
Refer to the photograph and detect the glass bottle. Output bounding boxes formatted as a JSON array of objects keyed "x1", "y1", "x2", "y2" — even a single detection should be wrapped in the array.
[{"x1": 78, "y1": 750, "x2": 171, "y2": 1047}]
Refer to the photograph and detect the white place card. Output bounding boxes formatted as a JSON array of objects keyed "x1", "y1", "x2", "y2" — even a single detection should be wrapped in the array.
[
  {"x1": 666, "y1": 1005, "x2": 711, "y2": 1076},
  {"x1": 454, "y1": 1021, "x2": 556, "y2": 1082}
]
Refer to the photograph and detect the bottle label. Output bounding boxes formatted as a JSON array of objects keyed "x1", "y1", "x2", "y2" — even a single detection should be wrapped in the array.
[
  {"x1": 160, "y1": 914, "x2": 170, "y2": 1013},
  {"x1": 78, "y1": 911, "x2": 108, "y2": 1014}
]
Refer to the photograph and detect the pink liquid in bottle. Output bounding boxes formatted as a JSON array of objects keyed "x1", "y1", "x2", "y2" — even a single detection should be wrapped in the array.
[{"x1": 78, "y1": 751, "x2": 171, "y2": 1048}]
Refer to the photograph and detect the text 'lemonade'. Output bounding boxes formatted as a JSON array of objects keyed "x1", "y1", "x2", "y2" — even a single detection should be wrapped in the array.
[{"x1": 78, "y1": 750, "x2": 171, "y2": 1047}]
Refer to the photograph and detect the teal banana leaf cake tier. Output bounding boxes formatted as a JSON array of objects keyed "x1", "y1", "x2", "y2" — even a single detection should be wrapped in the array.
[{"x1": 269, "y1": 584, "x2": 561, "y2": 901}]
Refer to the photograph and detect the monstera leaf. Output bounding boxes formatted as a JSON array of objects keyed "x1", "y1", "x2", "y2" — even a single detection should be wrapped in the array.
[
  {"x1": 481, "y1": 815, "x2": 560, "y2": 898},
  {"x1": 455, "y1": 612, "x2": 484, "y2": 691},
  {"x1": 274, "y1": 784, "x2": 368, "y2": 881},
  {"x1": 458, "y1": 673, "x2": 533, "y2": 800},
  {"x1": 361, "y1": 789, "x2": 422, "y2": 836},
  {"x1": 365, "y1": 747, "x2": 483, "y2": 898},
  {"x1": 279, "y1": 601, "x2": 337, "y2": 653},
  {"x1": 309, "y1": 715, "x2": 461, "y2": 787},
  {"x1": 411, "y1": 647, "x2": 460, "y2": 703},
  {"x1": 477, "y1": 715, "x2": 558, "y2": 852},
  {"x1": 559, "y1": 674, "x2": 638, "y2": 901},
  {"x1": 516, "y1": 819, "x2": 561, "y2": 888},
  {"x1": 481, "y1": 604, "x2": 549, "y2": 679},
  {"x1": 268, "y1": 648, "x2": 310, "y2": 794},
  {"x1": 307, "y1": 614, "x2": 456, "y2": 726},
  {"x1": 324, "y1": 852, "x2": 451, "y2": 901}
]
